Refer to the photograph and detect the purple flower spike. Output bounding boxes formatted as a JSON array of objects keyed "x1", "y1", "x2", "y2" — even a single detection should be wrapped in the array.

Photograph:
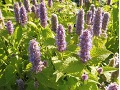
[
  {"x1": 82, "y1": 73, "x2": 88, "y2": 81},
  {"x1": 39, "y1": 2, "x2": 48, "y2": 28},
  {"x1": 106, "y1": 82, "x2": 119, "y2": 90},
  {"x1": 79, "y1": 30, "x2": 92, "y2": 62},
  {"x1": 56, "y1": 24, "x2": 66, "y2": 52},
  {"x1": 31, "y1": 5, "x2": 36, "y2": 14},
  {"x1": 6, "y1": 20, "x2": 14, "y2": 35},
  {"x1": 51, "y1": 14, "x2": 58, "y2": 32},
  {"x1": 76, "y1": 9, "x2": 84, "y2": 35},
  {"x1": 29, "y1": 39, "x2": 46, "y2": 73},
  {"x1": 92, "y1": 7, "x2": 102, "y2": 36},
  {"x1": 23, "y1": 0, "x2": 31, "y2": 12},
  {"x1": 14, "y1": 2, "x2": 20, "y2": 24},
  {"x1": 20, "y1": 6, "x2": 28, "y2": 26},
  {"x1": 90, "y1": 4, "x2": 96, "y2": 24},
  {"x1": 16, "y1": 79, "x2": 24, "y2": 90},
  {"x1": 97, "y1": 67, "x2": 103, "y2": 74},
  {"x1": 86, "y1": 10, "x2": 92, "y2": 25},
  {"x1": 48, "y1": 0, "x2": 53, "y2": 7},
  {"x1": 102, "y1": 12, "x2": 110, "y2": 31}
]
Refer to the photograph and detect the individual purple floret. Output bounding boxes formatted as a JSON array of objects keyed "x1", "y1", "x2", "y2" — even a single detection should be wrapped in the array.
[
  {"x1": 76, "y1": 9, "x2": 84, "y2": 35},
  {"x1": 79, "y1": 30, "x2": 92, "y2": 62},
  {"x1": 14, "y1": 2, "x2": 20, "y2": 24},
  {"x1": 102, "y1": 12, "x2": 110, "y2": 31},
  {"x1": 6, "y1": 20, "x2": 14, "y2": 35},
  {"x1": 56, "y1": 24, "x2": 66, "y2": 52},
  {"x1": 81, "y1": 73, "x2": 88, "y2": 81},
  {"x1": 92, "y1": 7, "x2": 102, "y2": 36},
  {"x1": 20, "y1": 6, "x2": 28, "y2": 26},
  {"x1": 106, "y1": 83, "x2": 119, "y2": 90},
  {"x1": 48, "y1": 0, "x2": 53, "y2": 7},
  {"x1": 86, "y1": 10, "x2": 92, "y2": 25},
  {"x1": 29, "y1": 39, "x2": 46, "y2": 73},
  {"x1": 97, "y1": 67, "x2": 103, "y2": 74},
  {"x1": 16, "y1": 79, "x2": 24, "y2": 90},
  {"x1": 32, "y1": 0, "x2": 37, "y2": 6},
  {"x1": 39, "y1": 2, "x2": 48, "y2": 28},
  {"x1": 68, "y1": 24, "x2": 73, "y2": 34},
  {"x1": 51, "y1": 14, "x2": 58, "y2": 32},
  {"x1": 23, "y1": 0, "x2": 31, "y2": 12}
]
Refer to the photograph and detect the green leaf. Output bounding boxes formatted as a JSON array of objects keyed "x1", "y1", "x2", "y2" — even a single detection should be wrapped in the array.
[
  {"x1": 103, "y1": 66, "x2": 118, "y2": 72},
  {"x1": 27, "y1": 21, "x2": 38, "y2": 29},
  {"x1": 54, "y1": 71, "x2": 64, "y2": 82}
]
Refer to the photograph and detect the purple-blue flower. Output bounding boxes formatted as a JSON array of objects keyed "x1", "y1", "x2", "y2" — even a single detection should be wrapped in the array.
[
  {"x1": 14, "y1": 2, "x2": 20, "y2": 24},
  {"x1": 79, "y1": 30, "x2": 92, "y2": 62},
  {"x1": 23, "y1": 0, "x2": 31, "y2": 12},
  {"x1": 39, "y1": 2, "x2": 48, "y2": 28},
  {"x1": 106, "y1": 83, "x2": 119, "y2": 90},
  {"x1": 81, "y1": 73, "x2": 88, "y2": 81},
  {"x1": 76, "y1": 9, "x2": 84, "y2": 35},
  {"x1": 56, "y1": 24, "x2": 66, "y2": 52},
  {"x1": 6, "y1": 20, "x2": 14, "y2": 35},
  {"x1": 48, "y1": 0, "x2": 53, "y2": 7}
]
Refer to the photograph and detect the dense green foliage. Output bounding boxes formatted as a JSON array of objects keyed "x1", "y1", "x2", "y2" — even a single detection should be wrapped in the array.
[{"x1": 0, "y1": 0, "x2": 119, "y2": 90}]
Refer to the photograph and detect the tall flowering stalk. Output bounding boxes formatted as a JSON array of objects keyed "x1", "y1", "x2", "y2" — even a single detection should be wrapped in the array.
[
  {"x1": 79, "y1": 30, "x2": 92, "y2": 62},
  {"x1": 14, "y1": 2, "x2": 20, "y2": 24},
  {"x1": 48, "y1": 0, "x2": 53, "y2": 7},
  {"x1": 29, "y1": 39, "x2": 46, "y2": 73},
  {"x1": 51, "y1": 14, "x2": 58, "y2": 32},
  {"x1": 102, "y1": 12, "x2": 110, "y2": 31},
  {"x1": 92, "y1": 7, "x2": 102, "y2": 36},
  {"x1": 6, "y1": 20, "x2": 14, "y2": 35},
  {"x1": 39, "y1": 2, "x2": 48, "y2": 28},
  {"x1": 76, "y1": 9, "x2": 84, "y2": 35},
  {"x1": 20, "y1": 6, "x2": 28, "y2": 26},
  {"x1": 56, "y1": 24, "x2": 66, "y2": 52},
  {"x1": 23, "y1": 0, "x2": 31, "y2": 12},
  {"x1": 86, "y1": 10, "x2": 92, "y2": 25}
]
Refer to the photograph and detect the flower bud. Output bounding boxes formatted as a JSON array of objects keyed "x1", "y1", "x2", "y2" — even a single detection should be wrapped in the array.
[
  {"x1": 97, "y1": 67, "x2": 103, "y2": 74},
  {"x1": 102, "y1": 12, "x2": 110, "y2": 31},
  {"x1": 68, "y1": 24, "x2": 73, "y2": 34},
  {"x1": 92, "y1": 7, "x2": 102, "y2": 36},
  {"x1": 20, "y1": 6, "x2": 28, "y2": 26},
  {"x1": 39, "y1": 2, "x2": 48, "y2": 28},
  {"x1": 56, "y1": 24, "x2": 66, "y2": 52},
  {"x1": 81, "y1": 73, "x2": 88, "y2": 80},
  {"x1": 79, "y1": 30, "x2": 92, "y2": 62},
  {"x1": 6, "y1": 20, "x2": 14, "y2": 35},
  {"x1": 14, "y1": 2, "x2": 20, "y2": 24},
  {"x1": 48, "y1": 0, "x2": 53, "y2": 7},
  {"x1": 16, "y1": 79, "x2": 24, "y2": 90},
  {"x1": 51, "y1": 14, "x2": 58, "y2": 32},
  {"x1": 76, "y1": 9, "x2": 84, "y2": 35},
  {"x1": 23, "y1": 0, "x2": 31, "y2": 12}
]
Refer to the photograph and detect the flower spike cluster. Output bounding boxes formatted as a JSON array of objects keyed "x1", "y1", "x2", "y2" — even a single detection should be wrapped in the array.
[
  {"x1": 56, "y1": 24, "x2": 66, "y2": 52},
  {"x1": 39, "y1": 1, "x2": 48, "y2": 28},
  {"x1": 76, "y1": 9, "x2": 84, "y2": 35},
  {"x1": 51, "y1": 14, "x2": 58, "y2": 32},
  {"x1": 79, "y1": 30, "x2": 92, "y2": 62},
  {"x1": 23, "y1": 0, "x2": 31, "y2": 12},
  {"x1": 6, "y1": 20, "x2": 14, "y2": 35},
  {"x1": 92, "y1": 7, "x2": 102, "y2": 36},
  {"x1": 29, "y1": 39, "x2": 46, "y2": 73},
  {"x1": 14, "y1": 2, "x2": 20, "y2": 24},
  {"x1": 48, "y1": 0, "x2": 53, "y2": 7},
  {"x1": 106, "y1": 83, "x2": 119, "y2": 90},
  {"x1": 20, "y1": 6, "x2": 28, "y2": 26}
]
